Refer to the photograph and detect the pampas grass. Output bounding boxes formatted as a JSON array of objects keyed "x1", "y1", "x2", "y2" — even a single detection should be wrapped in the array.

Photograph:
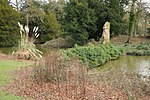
[{"x1": 12, "y1": 22, "x2": 43, "y2": 60}]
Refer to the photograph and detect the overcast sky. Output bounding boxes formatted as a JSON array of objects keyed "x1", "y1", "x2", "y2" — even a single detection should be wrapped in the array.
[{"x1": 143, "y1": 0, "x2": 150, "y2": 3}]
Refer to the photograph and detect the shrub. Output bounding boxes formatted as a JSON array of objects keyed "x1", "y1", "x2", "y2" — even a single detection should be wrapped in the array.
[
  {"x1": 127, "y1": 43, "x2": 150, "y2": 56},
  {"x1": 62, "y1": 43, "x2": 124, "y2": 68},
  {"x1": 33, "y1": 54, "x2": 88, "y2": 99},
  {"x1": 33, "y1": 54, "x2": 87, "y2": 85},
  {"x1": 41, "y1": 36, "x2": 74, "y2": 48}
]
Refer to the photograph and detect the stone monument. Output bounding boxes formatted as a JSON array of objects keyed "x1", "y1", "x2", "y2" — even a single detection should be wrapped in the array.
[{"x1": 102, "y1": 21, "x2": 110, "y2": 44}]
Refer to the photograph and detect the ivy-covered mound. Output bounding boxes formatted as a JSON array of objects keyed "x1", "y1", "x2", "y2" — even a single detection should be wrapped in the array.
[
  {"x1": 62, "y1": 44, "x2": 124, "y2": 68},
  {"x1": 127, "y1": 43, "x2": 150, "y2": 56}
]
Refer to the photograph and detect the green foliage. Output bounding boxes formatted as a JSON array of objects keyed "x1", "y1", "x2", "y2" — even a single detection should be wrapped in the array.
[
  {"x1": 63, "y1": 0, "x2": 128, "y2": 44},
  {"x1": 127, "y1": 43, "x2": 150, "y2": 56},
  {"x1": 62, "y1": 43, "x2": 124, "y2": 68},
  {"x1": 63, "y1": 0, "x2": 97, "y2": 44},
  {"x1": 40, "y1": 13, "x2": 62, "y2": 42},
  {"x1": 102, "y1": 0, "x2": 128, "y2": 36},
  {"x1": 42, "y1": 0, "x2": 65, "y2": 21},
  {"x1": 20, "y1": 1, "x2": 63, "y2": 43},
  {"x1": 128, "y1": 0, "x2": 136, "y2": 36},
  {"x1": 0, "y1": 0, "x2": 20, "y2": 46}
]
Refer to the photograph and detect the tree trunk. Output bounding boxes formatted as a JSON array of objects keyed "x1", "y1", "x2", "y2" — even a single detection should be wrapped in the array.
[{"x1": 127, "y1": 0, "x2": 136, "y2": 43}]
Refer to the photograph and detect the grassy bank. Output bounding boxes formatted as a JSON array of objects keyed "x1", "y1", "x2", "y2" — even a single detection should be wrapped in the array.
[
  {"x1": 0, "y1": 60, "x2": 32, "y2": 99},
  {"x1": 0, "y1": 91, "x2": 23, "y2": 100}
]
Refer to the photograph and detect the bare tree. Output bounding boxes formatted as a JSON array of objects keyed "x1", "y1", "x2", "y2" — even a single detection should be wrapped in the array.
[{"x1": 126, "y1": 0, "x2": 150, "y2": 43}]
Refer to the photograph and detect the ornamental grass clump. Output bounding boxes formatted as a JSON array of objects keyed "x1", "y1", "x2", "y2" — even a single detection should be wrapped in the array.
[{"x1": 12, "y1": 22, "x2": 43, "y2": 60}]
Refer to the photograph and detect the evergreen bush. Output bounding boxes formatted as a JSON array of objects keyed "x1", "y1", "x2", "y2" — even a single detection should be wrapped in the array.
[
  {"x1": 127, "y1": 43, "x2": 150, "y2": 56},
  {"x1": 62, "y1": 43, "x2": 124, "y2": 68}
]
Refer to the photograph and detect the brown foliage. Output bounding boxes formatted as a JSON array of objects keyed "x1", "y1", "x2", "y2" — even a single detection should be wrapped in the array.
[{"x1": 89, "y1": 67, "x2": 150, "y2": 100}]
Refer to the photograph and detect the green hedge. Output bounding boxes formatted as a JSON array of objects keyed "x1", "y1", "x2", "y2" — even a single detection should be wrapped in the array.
[{"x1": 62, "y1": 43, "x2": 124, "y2": 68}]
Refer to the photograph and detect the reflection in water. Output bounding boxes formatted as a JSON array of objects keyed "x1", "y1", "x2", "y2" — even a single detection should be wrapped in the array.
[
  {"x1": 135, "y1": 58, "x2": 150, "y2": 81},
  {"x1": 93, "y1": 56, "x2": 150, "y2": 81}
]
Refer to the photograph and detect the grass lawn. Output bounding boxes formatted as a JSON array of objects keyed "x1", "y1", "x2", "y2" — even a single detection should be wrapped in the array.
[
  {"x1": 0, "y1": 91, "x2": 23, "y2": 100},
  {"x1": 0, "y1": 60, "x2": 32, "y2": 100}
]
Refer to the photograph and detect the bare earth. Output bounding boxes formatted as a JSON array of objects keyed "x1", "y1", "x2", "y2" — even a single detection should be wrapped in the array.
[{"x1": 0, "y1": 53, "x2": 13, "y2": 60}]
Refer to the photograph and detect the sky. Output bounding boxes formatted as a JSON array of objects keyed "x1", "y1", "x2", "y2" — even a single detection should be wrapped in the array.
[
  {"x1": 143, "y1": 0, "x2": 150, "y2": 3},
  {"x1": 9, "y1": 0, "x2": 150, "y2": 11}
]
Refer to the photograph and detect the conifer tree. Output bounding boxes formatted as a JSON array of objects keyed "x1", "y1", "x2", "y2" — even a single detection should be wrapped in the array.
[{"x1": 0, "y1": 0, "x2": 19, "y2": 46}]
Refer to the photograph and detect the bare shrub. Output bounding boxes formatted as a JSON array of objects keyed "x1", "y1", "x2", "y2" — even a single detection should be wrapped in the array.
[{"x1": 33, "y1": 54, "x2": 88, "y2": 99}]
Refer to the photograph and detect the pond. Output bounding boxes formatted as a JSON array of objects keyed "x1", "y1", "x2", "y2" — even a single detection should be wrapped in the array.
[
  {"x1": 91, "y1": 56, "x2": 150, "y2": 81},
  {"x1": 0, "y1": 47, "x2": 150, "y2": 81},
  {"x1": 0, "y1": 46, "x2": 59, "y2": 56}
]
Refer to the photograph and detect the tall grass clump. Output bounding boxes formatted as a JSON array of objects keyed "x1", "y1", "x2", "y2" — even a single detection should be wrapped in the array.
[
  {"x1": 62, "y1": 43, "x2": 124, "y2": 68},
  {"x1": 12, "y1": 22, "x2": 43, "y2": 60}
]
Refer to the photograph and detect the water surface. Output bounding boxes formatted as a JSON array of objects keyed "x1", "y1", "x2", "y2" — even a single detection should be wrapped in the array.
[{"x1": 92, "y1": 56, "x2": 150, "y2": 81}]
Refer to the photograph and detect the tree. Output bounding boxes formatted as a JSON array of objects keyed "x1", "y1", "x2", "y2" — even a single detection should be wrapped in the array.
[
  {"x1": 63, "y1": 0, "x2": 97, "y2": 44},
  {"x1": 126, "y1": 0, "x2": 149, "y2": 43},
  {"x1": 106, "y1": 0, "x2": 128, "y2": 36},
  {"x1": 40, "y1": 13, "x2": 62, "y2": 42},
  {"x1": 0, "y1": 0, "x2": 19, "y2": 46},
  {"x1": 127, "y1": 0, "x2": 137, "y2": 43},
  {"x1": 19, "y1": 0, "x2": 63, "y2": 43},
  {"x1": 63, "y1": 0, "x2": 128, "y2": 44},
  {"x1": 46, "y1": 0, "x2": 65, "y2": 21}
]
